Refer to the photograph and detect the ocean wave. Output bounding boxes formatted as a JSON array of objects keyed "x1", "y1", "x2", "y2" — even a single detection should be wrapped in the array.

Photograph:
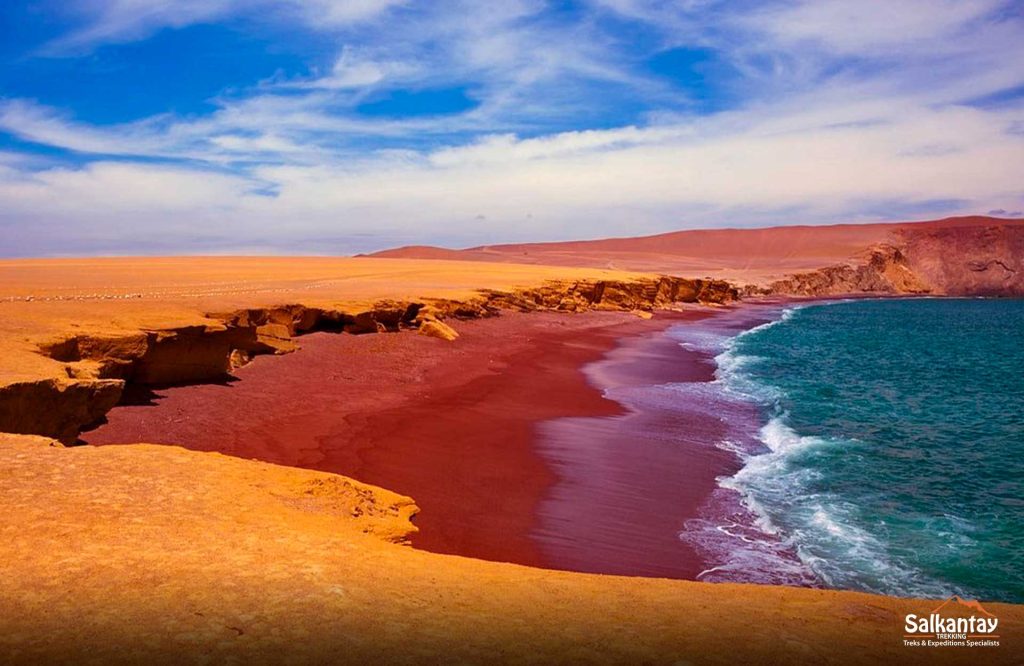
[
  {"x1": 682, "y1": 305, "x2": 965, "y2": 599},
  {"x1": 665, "y1": 327, "x2": 731, "y2": 354}
]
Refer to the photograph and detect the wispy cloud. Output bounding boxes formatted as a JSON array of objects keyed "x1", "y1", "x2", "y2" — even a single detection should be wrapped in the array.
[
  {"x1": 40, "y1": 0, "x2": 405, "y2": 54},
  {"x1": 274, "y1": 47, "x2": 418, "y2": 91},
  {"x1": 750, "y1": 0, "x2": 1008, "y2": 55},
  {"x1": 1, "y1": 0, "x2": 1023, "y2": 255}
]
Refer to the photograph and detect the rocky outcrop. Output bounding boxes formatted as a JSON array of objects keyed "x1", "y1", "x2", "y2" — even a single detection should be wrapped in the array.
[
  {"x1": 763, "y1": 245, "x2": 931, "y2": 296},
  {"x1": 438, "y1": 276, "x2": 738, "y2": 318},
  {"x1": 898, "y1": 223, "x2": 1023, "y2": 295},
  {"x1": 763, "y1": 223, "x2": 1024, "y2": 297},
  {"x1": 0, "y1": 378, "x2": 123, "y2": 443},
  {"x1": 419, "y1": 319, "x2": 460, "y2": 341},
  {"x1": 2, "y1": 275, "x2": 736, "y2": 443}
]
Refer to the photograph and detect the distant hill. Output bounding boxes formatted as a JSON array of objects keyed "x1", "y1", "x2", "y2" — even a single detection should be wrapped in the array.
[{"x1": 370, "y1": 216, "x2": 1024, "y2": 296}]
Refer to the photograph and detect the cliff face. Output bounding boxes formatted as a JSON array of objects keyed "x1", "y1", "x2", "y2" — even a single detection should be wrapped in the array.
[
  {"x1": 765, "y1": 222, "x2": 1024, "y2": 297},
  {"x1": 899, "y1": 223, "x2": 1023, "y2": 296},
  {"x1": 0, "y1": 276, "x2": 736, "y2": 443},
  {"x1": 763, "y1": 245, "x2": 930, "y2": 296},
  {"x1": 3, "y1": 217, "x2": 1018, "y2": 443}
]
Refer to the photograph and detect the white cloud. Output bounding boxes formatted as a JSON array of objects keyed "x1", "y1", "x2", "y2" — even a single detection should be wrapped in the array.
[
  {"x1": 0, "y1": 99, "x2": 170, "y2": 156},
  {"x1": 209, "y1": 133, "x2": 311, "y2": 154},
  {"x1": 275, "y1": 47, "x2": 418, "y2": 91},
  {"x1": 294, "y1": 0, "x2": 406, "y2": 26},
  {"x1": 3, "y1": 94, "x2": 1023, "y2": 255},
  {"x1": 3, "y1": 0, "x2": 1024, "y2": 255},
  {"x1": 1, "y1": 161, "x2": 256, "y2": 213},
  {"x1": 42, "y1": 0, "x2": 236, "y2": 53},
  {"x1": 751, "y1": 0, "x2": 1008, "y2": 55}
]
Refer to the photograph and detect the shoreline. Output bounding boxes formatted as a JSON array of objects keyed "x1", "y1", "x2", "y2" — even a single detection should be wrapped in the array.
[
  {"x1": 85, "y1": 308, "x2": 721, "y2": 571},
  {"x1": 68, "y1": 294, "x2": 1024, "y2": 595},
  {"x1": 7, "y1": 290, "x2": 1024, "y2": 663},
  {"x1": 697, "y1": 297, "x2": 1024, "y2": 604},
  {"x1": 84, "y1": 299, "x2": 804, "y2": 580},
  {"x1": 532, "y1": 301, "x2": 788, "y2": 578}
]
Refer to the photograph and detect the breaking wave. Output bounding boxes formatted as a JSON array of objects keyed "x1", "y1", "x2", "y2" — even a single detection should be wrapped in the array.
[{"x1": 678, "y1": 302, "x2": 974, "y2": 599}]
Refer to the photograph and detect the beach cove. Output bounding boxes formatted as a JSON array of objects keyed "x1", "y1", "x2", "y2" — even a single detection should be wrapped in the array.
[
  {"x1": 82, "y1": 295, "x2": 1024, "y2": 605},
  {"x1": 82, "y1": 306, "x2": 745, "y2": 574},
  {"x1": 1, "y1": 240, "x2": 1022, "y2": 663}
]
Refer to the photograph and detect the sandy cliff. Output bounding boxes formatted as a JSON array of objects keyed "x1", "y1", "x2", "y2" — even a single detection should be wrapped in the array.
[
  {"x1": 3, "y1": 432, "x2": 1021, "y2": 664},
  {"x1": 767, "y1": 219, "x2": 1024, "y2": 296},
  {"x1": 0, "y1": 257, "x2": 734, "y2": 443}
]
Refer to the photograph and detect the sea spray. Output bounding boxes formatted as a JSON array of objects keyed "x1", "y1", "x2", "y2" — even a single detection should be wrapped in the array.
[{"x1": 680, "y1": 298, "x2": 1024, "y2": 603}]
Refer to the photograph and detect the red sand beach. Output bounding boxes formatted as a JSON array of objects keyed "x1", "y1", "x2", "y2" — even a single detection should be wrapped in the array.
[
  {"x1": 532, "y1": 306, "x2": 777, "y2": 578},
  {"x1": 5, "y1": 253, "x2": 1024, "y2": 662},
  {"x1": 84, "y1": 305, "x2": 778, "y2": 576}
]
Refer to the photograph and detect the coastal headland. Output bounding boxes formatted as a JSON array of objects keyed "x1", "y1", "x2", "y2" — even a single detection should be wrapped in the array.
[{"x1": 2, "y1": 216, "x2": 1023, "y2": 663}]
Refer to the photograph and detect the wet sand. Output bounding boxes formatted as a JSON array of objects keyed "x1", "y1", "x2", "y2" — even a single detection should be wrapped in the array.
[
  {"x1": 85, "y1": 306, "x2": 774, "y2": 576},
  {"x1": 533, "y1": 305, "x2": 782, "y2": 578}
]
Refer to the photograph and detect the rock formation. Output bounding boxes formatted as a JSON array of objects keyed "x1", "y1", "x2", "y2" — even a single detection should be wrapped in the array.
[
  {"x1": 373, "y1": 215, "x2": 1024, "y2": 298},
  {"x1": 0, "y1": 276, "x2": 736, "y2": 444},
  {"x1": 419, "y1": 319, "x2": 460, "y2": 341},
  {"x1": 764, "y1": 222, "x2": 1024, "y2": 297},
  {"x1": 898, "y1": 222, "x2": 1023, "y2": 295}
]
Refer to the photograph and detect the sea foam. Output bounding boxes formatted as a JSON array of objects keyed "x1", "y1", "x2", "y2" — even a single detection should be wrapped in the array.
[{"x1": 679, "y1": 302, "x2": 973, "y2": 599}]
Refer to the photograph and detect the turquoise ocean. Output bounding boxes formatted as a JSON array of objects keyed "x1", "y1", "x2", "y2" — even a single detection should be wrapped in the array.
[{"x1": 676, "y1": 298, "x2": 1024, "y2": 603}]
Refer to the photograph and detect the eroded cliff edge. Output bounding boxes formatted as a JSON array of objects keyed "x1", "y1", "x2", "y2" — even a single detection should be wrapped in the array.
[
  {"x1": 0, "y1": 276, "x2": 737, "y2": 443},
  {"x1": 762, "y1": 221, "x2": 1024, "y2": 297},
  {"x1": 2, "y1": 217, "x2": 1020, "y2": 445}
]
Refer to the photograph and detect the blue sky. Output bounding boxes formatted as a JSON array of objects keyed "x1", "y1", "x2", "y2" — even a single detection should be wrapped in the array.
[{"x1": 1, "y1": 0, "x2": 1023, "y2": 256}]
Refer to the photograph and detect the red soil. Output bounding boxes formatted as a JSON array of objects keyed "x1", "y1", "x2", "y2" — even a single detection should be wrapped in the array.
[
  {"x1": 371, "y1": 215, "x2": 1024, "y2": 280},
  {"x1": 85, "y1": 311, "x2": 717, "y2": 570}
]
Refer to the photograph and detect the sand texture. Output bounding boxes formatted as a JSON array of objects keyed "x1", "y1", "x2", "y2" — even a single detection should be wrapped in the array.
[{"x1": 2, "y1": 433, "x2": 1021, "y2": 664}]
